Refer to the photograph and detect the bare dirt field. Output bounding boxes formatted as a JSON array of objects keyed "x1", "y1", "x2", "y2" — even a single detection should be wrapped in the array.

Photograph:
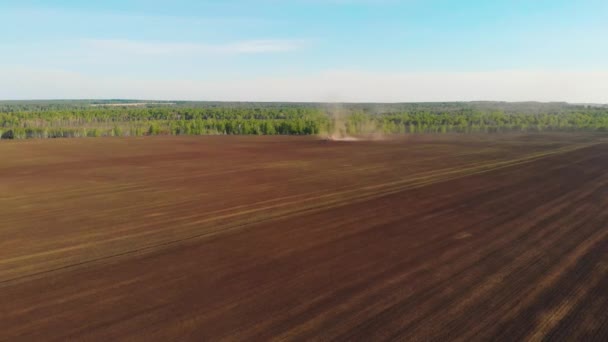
[{"x1": 1, "y1": 133, "x2": 608, "y2": 341}]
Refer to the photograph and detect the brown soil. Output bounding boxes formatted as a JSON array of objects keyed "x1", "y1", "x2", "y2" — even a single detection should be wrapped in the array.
[{"x1": 1, "y1": 133, "x2": 607, "y2": 341}]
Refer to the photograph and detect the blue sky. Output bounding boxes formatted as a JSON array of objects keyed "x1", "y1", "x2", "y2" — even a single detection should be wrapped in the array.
[{"x1": 1, "y1": 0, "x2": 607, "y2": 102}]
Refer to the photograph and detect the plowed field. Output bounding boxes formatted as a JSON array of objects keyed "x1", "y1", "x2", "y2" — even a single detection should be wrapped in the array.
[{"x1": 1, "y1": 134, "x2": 607, "y2": 341}]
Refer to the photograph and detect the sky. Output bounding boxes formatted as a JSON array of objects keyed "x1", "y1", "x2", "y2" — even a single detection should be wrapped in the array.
[{"x1": 0, "y1": 0, "x2": 607, "y2": 102}]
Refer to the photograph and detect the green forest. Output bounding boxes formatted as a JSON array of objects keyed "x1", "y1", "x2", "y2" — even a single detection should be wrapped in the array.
[{"x1": 1, "y1": 100, "x2": 608, "y2": 139}]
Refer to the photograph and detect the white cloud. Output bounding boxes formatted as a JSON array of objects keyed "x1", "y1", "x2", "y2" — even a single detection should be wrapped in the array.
[
  {"x1": 1, "y1": 67, "x2": 607, "y2": 103},
  {"x1": 82, "y1": 39, "x2": 307, "y2": 56}
]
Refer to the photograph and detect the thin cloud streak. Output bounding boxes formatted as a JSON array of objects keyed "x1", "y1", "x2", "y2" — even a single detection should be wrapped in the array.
[{"x1": 82, "y1": 39, "x2": 309, "y2": 56}]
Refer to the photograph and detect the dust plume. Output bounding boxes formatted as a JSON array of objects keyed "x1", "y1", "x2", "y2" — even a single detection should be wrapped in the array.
[
  {"x1": 324, "y1": 103, "x2": 359, "y2": 141},
  {"x1": 322, "y1": 103, "x2": 389, "y2": 141}
]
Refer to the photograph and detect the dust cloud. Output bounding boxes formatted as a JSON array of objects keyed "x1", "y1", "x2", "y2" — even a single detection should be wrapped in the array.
[
  {"x1": 324, "y1": 103, "x2": 359, "y2": 141},
  {"x1": 322, "y1": 103, "x2": 388, "y2": 141}
]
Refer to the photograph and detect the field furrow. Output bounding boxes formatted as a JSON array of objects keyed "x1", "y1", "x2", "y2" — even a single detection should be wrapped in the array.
[{"x1": 1, "y1": 134, "x2": 607, "y2": 341}]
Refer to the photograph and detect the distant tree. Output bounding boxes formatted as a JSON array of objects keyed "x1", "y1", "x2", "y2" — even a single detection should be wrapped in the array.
[{"x1": 1, "y1": 129, "x2": 14, "y2": 139}]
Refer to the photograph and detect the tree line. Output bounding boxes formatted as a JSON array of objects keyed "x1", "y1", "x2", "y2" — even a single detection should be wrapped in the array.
[{"x1": 1, "y1": 101, "x2": 608, "y2": 139}]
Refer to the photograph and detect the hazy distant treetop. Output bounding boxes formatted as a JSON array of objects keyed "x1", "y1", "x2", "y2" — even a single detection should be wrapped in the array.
[{"x1": 0, "y1": 100, "x2": 602, "y2": 114}]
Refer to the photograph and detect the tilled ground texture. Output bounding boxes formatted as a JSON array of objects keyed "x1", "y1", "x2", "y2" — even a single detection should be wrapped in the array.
[{"x1": 1, "y1": 133, "x2": 607, "y2": 341}]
